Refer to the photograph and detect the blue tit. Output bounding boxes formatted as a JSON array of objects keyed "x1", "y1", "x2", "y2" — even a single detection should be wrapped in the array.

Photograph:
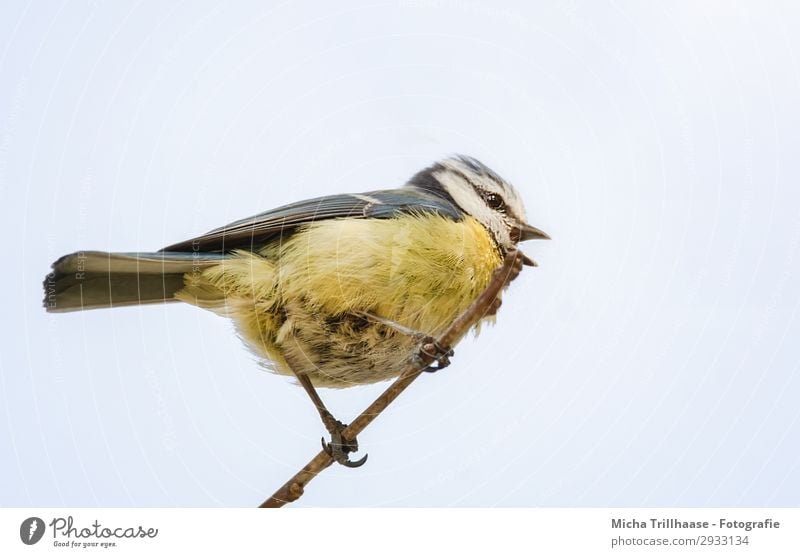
[{"x1": 43, "y1": 154, "x2": 548, "y2": 465}]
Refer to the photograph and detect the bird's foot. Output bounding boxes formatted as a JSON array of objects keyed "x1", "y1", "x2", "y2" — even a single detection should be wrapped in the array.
[
  {"x1": 484, "y1": 250, "x2": 527, "y2": 316},
  {"x1": 414, "y1": 335, "x2": 454, "y2": 373},
  {"x1": 320, "y1": 418, "x2": 368, "y2": 468}
]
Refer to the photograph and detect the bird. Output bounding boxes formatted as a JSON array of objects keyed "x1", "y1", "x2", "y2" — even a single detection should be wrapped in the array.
[{"x1": 43, "y1": 155, "x2": 549, "y2": 466}]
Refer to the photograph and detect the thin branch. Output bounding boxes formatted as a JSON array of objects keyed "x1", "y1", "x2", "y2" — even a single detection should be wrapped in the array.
[{"x1": 259, "y1": 249, "x2": 526, "y2": 507}]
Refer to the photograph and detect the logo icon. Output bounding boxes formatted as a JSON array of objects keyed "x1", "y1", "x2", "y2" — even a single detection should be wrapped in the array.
[{"x1": 20, "y1": 517, "x2": 45, "y2": 545}]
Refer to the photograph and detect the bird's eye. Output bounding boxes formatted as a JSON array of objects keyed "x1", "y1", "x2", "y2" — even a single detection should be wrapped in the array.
[{"x1": 485, "y1": 193, "x2": 506, "y2": 211}]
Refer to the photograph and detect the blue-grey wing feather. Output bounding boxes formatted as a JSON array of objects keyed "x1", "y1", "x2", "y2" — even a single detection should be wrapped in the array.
[{"x1": 160, "y1": 187, "x2": 462, "y2": 253}]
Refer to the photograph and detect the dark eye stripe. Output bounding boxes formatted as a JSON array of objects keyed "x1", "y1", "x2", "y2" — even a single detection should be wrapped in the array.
[{"x1": 447, "y1": 166, "x2": 506, "y2": 206}]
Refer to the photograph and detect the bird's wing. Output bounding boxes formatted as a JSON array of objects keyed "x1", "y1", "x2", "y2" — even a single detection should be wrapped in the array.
[{"x1": 160, "y1": 188, "x2": 462, "y2": 253}]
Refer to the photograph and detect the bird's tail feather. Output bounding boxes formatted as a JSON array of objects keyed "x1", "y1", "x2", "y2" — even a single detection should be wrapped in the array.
[{"x1": 43, "y1": 250, "x2": 225, "y2": 313}]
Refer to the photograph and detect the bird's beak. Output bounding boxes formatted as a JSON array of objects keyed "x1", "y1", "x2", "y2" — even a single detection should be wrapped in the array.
[{"x1": 518, "y1": 222, "x2": 550, "y2": 241}]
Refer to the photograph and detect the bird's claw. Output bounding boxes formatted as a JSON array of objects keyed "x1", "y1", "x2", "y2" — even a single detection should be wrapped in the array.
[
  {"x1": 321, "y1": 421, "x2": 368, "y2": 468},
  {"x1": 509, "y1": 250, "x2": 526, "y2": 277},
  {"x1": 414, "y1": 335, "x2": 454, "y2": 373},
  {"x1": 485, "y1": 251, "x2": 527, "y2": 316},
  {"x1": 520, "y1": 251, "x2": 537, "y2": 267}
]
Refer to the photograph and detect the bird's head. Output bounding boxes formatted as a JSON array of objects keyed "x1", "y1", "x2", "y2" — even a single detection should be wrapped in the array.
[{"x1": 408, "y1": 155, "x2": 549, "y2": 253}]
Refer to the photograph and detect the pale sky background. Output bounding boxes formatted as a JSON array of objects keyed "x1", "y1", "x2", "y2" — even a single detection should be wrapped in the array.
[{"x1": 1, "y1": 1, "x2": 799, "y2": 507}]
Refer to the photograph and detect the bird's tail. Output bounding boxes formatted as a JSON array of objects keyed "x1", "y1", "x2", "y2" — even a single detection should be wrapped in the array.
[{"x1": 43, "y1": 250, "x2": 226, "y2": 313}]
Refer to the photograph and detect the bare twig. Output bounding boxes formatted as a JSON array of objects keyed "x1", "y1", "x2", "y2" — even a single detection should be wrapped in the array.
[{"x1": 259, "y1": 249, "x2": 525, "y2": 507}]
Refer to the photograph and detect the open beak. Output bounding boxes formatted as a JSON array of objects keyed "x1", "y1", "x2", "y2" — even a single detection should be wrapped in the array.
[
  {"x1": 519, "y1": 222, "x2": 550, "y2": 241},
  {"x1": 514, "y1": 223, "x2": 549, "y2": 267}
]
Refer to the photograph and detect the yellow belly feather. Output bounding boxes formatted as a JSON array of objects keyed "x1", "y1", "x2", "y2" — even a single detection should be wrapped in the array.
[{"x1": 176, "y1": 214, "x2": 502, "y2": 387}]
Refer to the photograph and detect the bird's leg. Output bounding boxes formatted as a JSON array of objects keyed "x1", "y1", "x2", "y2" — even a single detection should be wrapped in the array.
[
  {"x1": 293, "y1": 370, "x2": 368, "y2": 468},
  {"x1": 357, "y1": 311, "x2": 454, "y2": 373}
]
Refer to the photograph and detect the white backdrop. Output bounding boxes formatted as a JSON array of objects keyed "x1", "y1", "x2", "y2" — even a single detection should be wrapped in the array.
[{"x1": 2, "y1": 1, "x2": 799, "y2": 506}]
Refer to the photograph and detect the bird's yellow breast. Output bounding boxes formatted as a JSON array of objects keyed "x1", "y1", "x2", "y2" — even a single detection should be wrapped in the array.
[{"x1": 178, "y1": 213, "x2": 503, "y2": 387}]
